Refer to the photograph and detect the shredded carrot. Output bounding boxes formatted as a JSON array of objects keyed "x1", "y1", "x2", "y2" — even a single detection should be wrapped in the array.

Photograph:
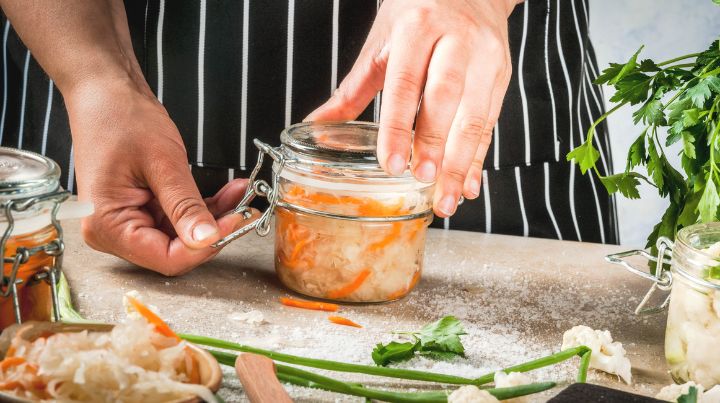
[
  {"x1": 0, "y1": 381, "x2": 21, "y2": 390},
  {"x1": 326, "y1": 269, "x2": 371, "y2": 299},
  {"x1": 125, "y1": 296, "x2": 180, "y2": 341},
  {"x1": 279, "y1": 297, "x2": 339, "y2": 312},
  {"x1": 5, "y1": 346, "x2": 15, "y2": 358},
  {"x1": 0, "y1": 356, "x2": 25, "y2": 371},
  {"x1": 368, "y1": 222, "x2": 402, "y2": 252},
  {"x1": 328, "y1": 316, "x2": 362, "y2": 328}
]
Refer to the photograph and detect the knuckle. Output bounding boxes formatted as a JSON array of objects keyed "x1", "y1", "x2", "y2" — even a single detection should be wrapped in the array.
[
  {"x1": 404, "y1": 6, "x2": 434, "y2": 27},
  {"x1": 383, "y1": 118, "x2": 413, "y2": 139},
  {"x1": 444, "y1": 165, "x2": 468, "y2": 185},
  {"x1": 469, "y1": 158, "x2": 485, "y2": 172},
  {"x1": 390, "y1": 70, "x2": 423, "y2": 101},
  {"x1": 425, "y1": 71, "x2": 464, "y2": 102},
  {"x1": 479, "y1": 125, "x2": 495, "y2": 146},
  {"x1": 458, "y1": 115, "x2": 488, "y2": 142},
  {"x1": 168, "y1": 195, "x2": 206, "y2": 226},
  {"x1": 416, "y1": 128, "x2": 446, "y2": 149}
]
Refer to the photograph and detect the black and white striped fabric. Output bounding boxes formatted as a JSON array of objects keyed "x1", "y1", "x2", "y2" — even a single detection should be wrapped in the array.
[{"x1": 0, "y1": 0, "x2": 618, "y2": 244}]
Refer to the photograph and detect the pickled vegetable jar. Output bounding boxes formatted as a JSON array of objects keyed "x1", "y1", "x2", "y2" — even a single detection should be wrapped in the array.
[
  {"x1": 663, "y1": 223, "x2": 720, "y2": 388},
  {"x1": 606, "y1": 222, "x2": 720, "y2": 389},
  {"x1": 0, "y1": 148, "x2": 70, "y2": 330},
  {"x1": 217, "y1": 122, "x2": 434, "y2": 302}
]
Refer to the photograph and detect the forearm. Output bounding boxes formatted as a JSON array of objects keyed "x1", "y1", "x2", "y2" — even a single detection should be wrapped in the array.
[{"x1": 0, "y1": 0, "x2": 150, "y2": 98}]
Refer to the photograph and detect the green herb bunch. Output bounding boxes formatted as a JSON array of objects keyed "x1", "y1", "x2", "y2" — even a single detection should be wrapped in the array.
[{"x1": 568, "y1": 38, "x2": 720, "y2": 251}]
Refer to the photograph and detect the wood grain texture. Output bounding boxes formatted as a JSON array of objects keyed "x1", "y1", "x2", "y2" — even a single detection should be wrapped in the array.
[{"x1": 235, "y1": 353, "x2": 292, "y2": 403}]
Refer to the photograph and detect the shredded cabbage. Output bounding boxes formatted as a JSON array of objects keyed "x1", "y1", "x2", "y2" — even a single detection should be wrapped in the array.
[
  {"x1": 0, "y1": 317, "x2": 215, "y2": 402},
  {"x1": 275, "y1": 182, "x2": 431, "y2": 302}
]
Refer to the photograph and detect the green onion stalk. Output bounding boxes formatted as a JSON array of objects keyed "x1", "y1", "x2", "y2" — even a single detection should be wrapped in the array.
[
  {"x1": 211, "y1": 350, "x2": 556, "y2": 403},
  {"x1": 57, "y1": 274, "x2": 592, "y2": 400},
  {"x1": 182, "y1": 333, "x2": 592, "y2": 387}
]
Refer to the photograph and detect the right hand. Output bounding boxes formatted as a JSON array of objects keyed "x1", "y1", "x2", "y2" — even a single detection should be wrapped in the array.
[{"x1": 65, "y1": 79, "x2": 257, "y2": 276}]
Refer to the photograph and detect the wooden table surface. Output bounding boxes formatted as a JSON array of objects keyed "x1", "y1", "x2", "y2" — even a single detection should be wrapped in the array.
[{"x1": 60, "y1": 219, "x2": 673, "y2": 402}]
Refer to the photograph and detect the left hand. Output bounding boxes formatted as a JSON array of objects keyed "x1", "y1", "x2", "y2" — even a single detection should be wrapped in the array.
[{"x1": 306, "y1": 0, "x2": 519, "y2": 217}]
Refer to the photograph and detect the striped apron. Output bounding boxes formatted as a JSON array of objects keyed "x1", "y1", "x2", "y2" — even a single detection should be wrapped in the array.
[{"x1": 0, "y1": 0, "x2": 618, "y2": 244}]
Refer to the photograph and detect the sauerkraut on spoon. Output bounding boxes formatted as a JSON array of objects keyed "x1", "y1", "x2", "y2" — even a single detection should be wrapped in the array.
[{"x1": 0, "y1": 293, "x2": 218, "y2": 403}]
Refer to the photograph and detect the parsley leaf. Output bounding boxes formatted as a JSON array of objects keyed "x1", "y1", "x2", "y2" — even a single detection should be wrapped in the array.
[
  {"x1": 698, "y1": 175, "x2": 720, "y2": 223},
  {"x1": 371, "y1": 316, "x2": 467, "y2": 367},
  {"x1": 595, "y1": 63, "x2": 624, "y2": 85},
  {"x1": 417, "y1": 316, "x2": 467, "y2": 356},
  {"x1": 633, "y1": 99, "x2": 666, "y2": 125},
  {"x1": 609, "y1": 72, "x2": 653, "y2": 105},
  {"x1": 610, "y1": 46, "x2": 644, "y2": 85},
  {"x1": 371, "y1": 341, "x2": 418, "y2": 366},
  {"x1": 682, "y1": 131, "x2": 697, "y2": 159},
  {"x1": 686, "y1": 79, "x2": 712, "y2": 108},
  {"x1": 567, "y1": 142, "x2": 600, "y2": 174},
  {"x1": 627, "y1": 134, "x2": 647, "y2": 169},
  {"x1": 678, "y1": 191, "x2": 702, "y2": 227},
  {"x1": 600, "y1": 173, "x2": 641, "y2": 199}
]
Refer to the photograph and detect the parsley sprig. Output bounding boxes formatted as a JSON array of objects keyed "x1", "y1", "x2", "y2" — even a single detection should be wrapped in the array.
[
  {"x1": 567, "y1": 37, "x2": 720, "y2": 252},
  {"x1": 371, "y1": 316, "x2": 467, "y2": 366}
]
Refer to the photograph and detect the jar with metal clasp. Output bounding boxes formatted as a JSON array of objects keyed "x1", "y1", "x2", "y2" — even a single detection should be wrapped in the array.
[
  {"x1": 214, "y1": 122, "x2": 435, "y2": 302},
  {"x1": 0, "y1": 148, "x2": 77, "y2": 330},
  {"x1": 606, "y1": 222, "x2": 720, "y2": 389}
]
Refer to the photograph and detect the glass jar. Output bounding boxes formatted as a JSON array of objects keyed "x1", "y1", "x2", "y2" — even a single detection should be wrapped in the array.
[
  {"x1": 0, "y1": 147, "x2": 69, "y2": 330},
  {"x1": 663, "y1": 224, "x2": 720, "y2": 388},
  {"x1": 606, "y1": 222, "x2": 720, "y2": 389},
  {"x1": 215, "y1": 122, "x2": 434, "y2": 302}
]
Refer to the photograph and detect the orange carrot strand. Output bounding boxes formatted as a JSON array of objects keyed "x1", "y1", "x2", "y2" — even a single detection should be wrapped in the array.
[
  {"x1": 279, "y1": 297, "x2": 339, "y2": 312},
  {"x1": 328, "y1": 316, "x2": 362, "y2": 328},
  {"x1": 0, "y1": 356, "x2": 25, "y2": 371},
  {"x1": 326, "y1": 269, "x2": 371, "y2": 299},
  {"x1": 125, "y1": 296, "x2": 180, "y2": 341}
]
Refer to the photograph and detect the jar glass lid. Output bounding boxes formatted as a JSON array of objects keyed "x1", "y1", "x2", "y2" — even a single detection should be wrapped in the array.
[
  {"x1": 281, "y1": 121, "x2": 386, "y2": 165},
  {"x1": 0, "y1": 147, "x2": 60, "y2": 199}
]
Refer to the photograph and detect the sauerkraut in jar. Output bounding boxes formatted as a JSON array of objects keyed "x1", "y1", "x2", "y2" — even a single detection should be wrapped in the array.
[
  {"x1": 0, "y1": 148, "x2": 72, "y2": 330},
  {"x1": 273, "y1": 122, "x2": 434, "y2": 302},
  {"x1": 664, "y1": 223, "x2": 720, "y2": 388},
  {"x1": 214, "y1": 122, "x2": 435, "y2": 302}
]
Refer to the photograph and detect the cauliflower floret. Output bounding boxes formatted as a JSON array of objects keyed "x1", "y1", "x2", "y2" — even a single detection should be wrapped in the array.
[
  {"x1": 656, "y1": 382, "x2": 703, "y2": 401},
  {"x1": 448, "y1": 386, "x2": 500, "y2": 403},
  {"x1": 703, "y1": 386, "x2": 720, "y2": 402},
  {"x1": 494, "y1": 371, "x2": 533, "y2": 403},
  {"x1": 655, "y1": 381, "x2": 720, "y2": 402},
  {"x1": 228, "y1": 310, "x2": 265, "y2": 325},
  {"x1": 561, "y1": 325, "x2": 632, "y2": 384}
]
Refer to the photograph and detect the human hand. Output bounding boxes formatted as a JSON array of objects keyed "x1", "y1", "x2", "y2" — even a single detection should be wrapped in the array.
[
  {"x1": 65, "y1": 80, "x2": 258, "y2": 276},
  {"x1": 306, "y1": 0, "x2": 520, "y2": 217}
]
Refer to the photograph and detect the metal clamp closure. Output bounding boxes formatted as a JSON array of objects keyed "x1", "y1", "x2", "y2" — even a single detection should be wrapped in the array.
[
  {"x1": 0, "y1": 190, "x2": 69, "y2": 324},
  {"x1": 213, "y1": 139, "x2": 436, "y2": 248},
  {"x1": 212, "y1": 140, "x2": 290, "y2": 248},
  {"x1": 605, "y1": 236, "x2": 674, "y2": 315}
]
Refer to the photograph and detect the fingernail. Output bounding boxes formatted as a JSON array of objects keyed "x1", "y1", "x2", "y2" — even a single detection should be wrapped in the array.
[
  {"x1": 468, "y1": 177, "x2": 481, "y2": 197},
  {"x1": 415, "y1": 161, "x2": 437, "y2": 182},
  {"x1": 438, "y1": 195, "x2": 457, "y2": 216},
  {"x1": 192, "y1": 223, "x2": 218, "y2": 242},
  {"x1": 387, "y1": 154, "x2": 406, "y2": 176}
]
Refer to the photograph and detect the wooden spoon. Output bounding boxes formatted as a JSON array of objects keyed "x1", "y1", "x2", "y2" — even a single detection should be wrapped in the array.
[{"x1": 235, "y1": 353, "x2": 293, "y2": 403}]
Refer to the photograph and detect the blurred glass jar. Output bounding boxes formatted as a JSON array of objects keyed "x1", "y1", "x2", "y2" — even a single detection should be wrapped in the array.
[
  {"x1": 215, "y1": 122, "x2": 434, "y2": 302},
  {"x1": 607, "y1": 222, "x2": 720, "y2": 389},
  {"x1": 0, "y1": 148, "x2": 68, "y2": 330}
]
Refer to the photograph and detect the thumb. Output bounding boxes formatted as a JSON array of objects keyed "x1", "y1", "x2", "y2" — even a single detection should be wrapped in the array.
[
  {"x1": 304, "y1": 43, "x2": 388, "y2": 122},
  {"x1": 145, "y1": 159, "x2": 220, "y2": 249}
]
